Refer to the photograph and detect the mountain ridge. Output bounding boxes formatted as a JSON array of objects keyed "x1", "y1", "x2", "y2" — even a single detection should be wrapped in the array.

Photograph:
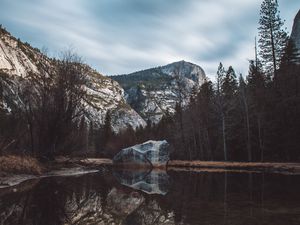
[
  {"x1": 0, "y1": 26, "x2": 146, "y2": 132},
  {"x1": 0, "y1": 25, "x2": 207, "y2": 129},
  {"x1": 110, "y1": 60, "x2": 206, "y2": 123}
]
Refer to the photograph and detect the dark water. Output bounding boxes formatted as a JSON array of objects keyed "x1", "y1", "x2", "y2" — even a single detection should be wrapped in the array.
[{"x1": 1, "y1": 168, "x2": 300, "y2": 225}]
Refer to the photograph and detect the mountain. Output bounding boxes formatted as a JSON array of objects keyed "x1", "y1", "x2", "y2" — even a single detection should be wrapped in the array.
[
  {"x1": 0, "y1": 27, "x2": 146, "y2": 132},
  {"x1": 110, "y1": 60, "x2": 206, "y2": 123},
  {"x1": 291, "y1": 9, "x2": 300, "y2": 52},
  {"x1": 0, "y1": 26, "x2": 206, "y2": 130}
]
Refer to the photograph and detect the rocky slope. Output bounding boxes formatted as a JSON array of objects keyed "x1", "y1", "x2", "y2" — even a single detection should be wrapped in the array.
[
  {"x1": 291, "y1": 9, "x2": 300, "y2": 52},
  {"x1": 0, "y1": 26, "x2": 206, "y2": 130},
  {"x1": 0, "y1": 27, "x2": 146, "y2": 132},
  {"x1": 110, "y1": 60, "x2": 206, "y2": 123}
]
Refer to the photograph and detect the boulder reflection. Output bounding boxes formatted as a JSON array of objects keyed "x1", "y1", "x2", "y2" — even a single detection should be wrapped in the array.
[
  {"x1": 0, "y1": 171, "x2": 174, "y2": 225},
  {"x1": 2, "y1": 170, "x2": 299, "y2": 225},
  {"x1": 113, "y1": 168, "x2": 171, "y2": 195}
]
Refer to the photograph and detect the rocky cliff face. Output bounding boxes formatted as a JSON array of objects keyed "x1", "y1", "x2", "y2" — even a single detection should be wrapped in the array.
[
  {"x1": 291, "y1": 10, "x2": 300, "y2": 52},
  {"x1": 0, "y1": 26, "x2": 206, "y2": 130},
  {"x1": 0, "y1": 27, "x2": 146, "y2": 132},
  {"x1": 111, "y1": 60, "x2": 206, "y2": 123}
]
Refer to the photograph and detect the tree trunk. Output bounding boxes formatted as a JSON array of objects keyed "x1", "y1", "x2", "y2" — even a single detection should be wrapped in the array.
[
  {"x1": 222, "y1": 116, "x2": 227, "y2": 161},
  {"x1": 198, "y1": 127, "x2": 204, "y2": 160},
  {"x1": 205, "y1": 127, "x2": 213, "y2": 160},
  {"x1": 245, "y1": 103, "x2": 252, "y2": 162},
  {"x1": 26, "y1": 102, "x2": 35, "y2": 156},
  {"x1": 258, "y1": 115, "x2": 264, "y2": 162}
]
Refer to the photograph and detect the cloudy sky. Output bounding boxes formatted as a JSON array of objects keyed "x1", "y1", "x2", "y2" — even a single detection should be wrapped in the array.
[{"x1": 0, "y1": 0, "x2": 299, "y2": 78}]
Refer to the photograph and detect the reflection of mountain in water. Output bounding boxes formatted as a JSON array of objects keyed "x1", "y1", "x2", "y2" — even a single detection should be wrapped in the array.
[
  {"x1": 125, "y1": 200, "x2": 175, "y2": 225},
  {"x1": 113, "y1": 169, "x2": 170, "y2": 195},
  {"x1": 0, "y1": 172, "x2": 174, "y2": 225},
  {"x1": 2, "y1": 170, "x2": 300, "y2": 225}
]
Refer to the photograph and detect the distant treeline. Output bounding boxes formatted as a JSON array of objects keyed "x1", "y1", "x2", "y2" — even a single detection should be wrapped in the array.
[{"x1": 135, "y1": 59, "x2": 300, "y2": 162}]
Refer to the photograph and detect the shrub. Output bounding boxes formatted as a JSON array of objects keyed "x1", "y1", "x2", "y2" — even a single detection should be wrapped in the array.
[{"x1": 0, "y1": 155, "x2": 43, "y2": 175}]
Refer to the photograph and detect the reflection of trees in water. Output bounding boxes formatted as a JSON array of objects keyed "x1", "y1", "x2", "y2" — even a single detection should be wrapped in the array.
[
  {"x1": 0, "y1": 178, "x2": 69, "y2": 225},
  {"x1": 165, "y1": 171, "x2": 258, "y2": 225},
  {"x1": 0, "y1": 174, "x2": 112, "y2": 225},
  {"x1": 1, "y1": 171, "x2": 300, "y2": 225},
  {"x1": 163, "y1": 171, "x2": 300, "y2": 225},
  {"x1": 0, "y1": 173, "x2": 175, "y2": 225},
  {"x1": 27, "y1": 178, "x2": 69, "y2": 225}
]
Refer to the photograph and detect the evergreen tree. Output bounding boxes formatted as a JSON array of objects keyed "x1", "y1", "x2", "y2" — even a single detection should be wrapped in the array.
[
  {"x1": 276, "y1": 39, "x2": 300, "y2": 98},
  {"x1": 174, "y1": 102, "x2": 187, "y2": 158},
  {"x1": 78, "y1": 117, "x2": 88, "y2": 152},
  {"x1": 146, "y1": 119, "x2": 152, "y2": 130},
  {"x1": 238, "y1": 75, "x2": 252, "y2": 161},
  {"x1": 196, "y1": 80, "x2": 215, "y2": 160},
  {"x1": 215, "y1": 63, "x2": 239, "y2": 161},
  {"x1": 280, "y1": 39, "x2": 300, "y2": 67},
  {"x1": 216, "y1": 63, "x2": 227, "y2": 160},
  {"x1": 247, "y1": 60, "x2": 266, "y2": 161},
  {"x1": 103, "y1": 111, "x2": 113, "y2": 146},
  {"x1": 221, "y1": 66, "x2": 238, "y2": 160},
  {"x1": 216, "y1": 63, "x2": 226, "y2": 94},
  {"x1": 222, "y1": 66, "x2": 238, "y2": 99},
  {"x1": 88, "y1": 121, "x2": 95, "y2": 152},
  {"x1": 258, "y1": 0, "x2": 287, "y2": 77}
]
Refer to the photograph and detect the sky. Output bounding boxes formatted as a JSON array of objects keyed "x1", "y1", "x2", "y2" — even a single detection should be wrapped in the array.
[{"x1": 0, "y1": 0, "x2": 300, "y2": 78}]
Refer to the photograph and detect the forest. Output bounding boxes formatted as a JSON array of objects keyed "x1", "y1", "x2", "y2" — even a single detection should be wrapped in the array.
[
  {"x1": 0, "y1": 0, "x2": 300, "y2": 162},
  {"x1": 102, "y1": 0, "x2": 300, "y2": 162}
]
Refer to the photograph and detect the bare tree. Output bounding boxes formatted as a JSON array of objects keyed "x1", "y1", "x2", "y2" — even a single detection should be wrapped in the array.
[{"x1": 19, "y1": 50, "x2": 89, "y2": 158}]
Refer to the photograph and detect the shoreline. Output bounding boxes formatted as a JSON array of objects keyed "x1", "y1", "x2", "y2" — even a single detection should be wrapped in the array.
[
  {"x1": 80, "y1": 158, "x2": 300, "y2": 174},
  {"x1": 167, "y1": 160, "x2": 300, "y2": 174},
  {"x1": 0, "y1": 165, "x2": 99, "y2": 189},
  {"x1": 1, "y1": 158, "x2": 300, "y2": 190}
]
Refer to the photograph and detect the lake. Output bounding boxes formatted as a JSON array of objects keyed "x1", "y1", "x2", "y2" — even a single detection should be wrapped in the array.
[{"x1": 0, "y1": 168, "x2": 300, "y2": 225}]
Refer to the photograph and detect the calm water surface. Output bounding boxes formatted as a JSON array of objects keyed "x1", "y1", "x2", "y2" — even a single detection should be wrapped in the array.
[{"x1": 0, "y1": 168, "x2": 300, "y2": 225}]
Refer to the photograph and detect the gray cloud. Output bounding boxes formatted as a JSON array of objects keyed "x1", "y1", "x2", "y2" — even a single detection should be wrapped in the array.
[{"x1": 0, "y1": 0, "x2": 299, "y2": 78}]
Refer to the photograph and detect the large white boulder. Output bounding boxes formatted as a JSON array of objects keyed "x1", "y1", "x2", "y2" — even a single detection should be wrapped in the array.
[{"x1": 113, "y1": 140, "x2": 169, "y2": 167}]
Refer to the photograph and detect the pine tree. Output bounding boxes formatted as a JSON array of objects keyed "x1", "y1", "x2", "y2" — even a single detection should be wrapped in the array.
[
  {"x1": 216, "y1": 63, "x2": 227, "y2": 160},
  {"x1": 280, "y1": 39, "x2": 300, "y2": 67},
  {"x1": 247, "y1": 60, "x2": 266, "y2": 161},
  {"x1": 174, "y1": 102, "x2": 186, "y2": 157},
  {"x1": 197, "y1": 80, "x2": 215, "y2": 160},
  {"x1": 238, "y1": 75, "x2": 252, "y2": 161},
  {"x1": 277, "y1": 39, "x2": 300, "y2": 98},
  {"x1": 258, "y1": 0, "x2": 287, "y2": 77},
  {"x1": 222, "y1": 66, "x2": 238, "y2": 99},
  {"x1": 216, "y1": 63, "x2": 225, "y2": 95},
  {"x1": 215, "y1": 63, "x2": 238, "y2": 161},
  {"x1": 103, "y1": 111, "x2": 113, "y2": 146},
  {"x1": 221, "y1": 66, "x2": 238, "y2": 161}
]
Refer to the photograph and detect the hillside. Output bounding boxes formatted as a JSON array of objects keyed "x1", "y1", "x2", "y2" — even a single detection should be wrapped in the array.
[
  {"x1": 0, "y1": 27, "x2": 146, "y2": 132},
  {"x1": 110, "y1": 61, "x2": 206, "y2": 123}
]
